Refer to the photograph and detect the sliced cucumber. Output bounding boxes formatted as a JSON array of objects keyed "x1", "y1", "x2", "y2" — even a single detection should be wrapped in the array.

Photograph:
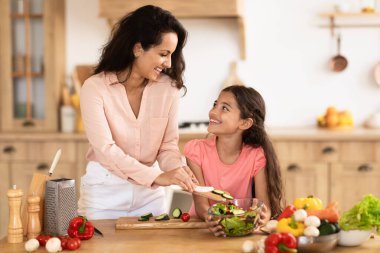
[
  {"x1": 212, "y1": 189, "x2": 225, "y2": 195},
  {"x1": 172, "y1": 208, "x2": 182, "y2": 219},
  {"x1": 222, "y1": 193, "x2": 234, "y2": 200},
  {"x1": 155, "y1": 213, "x2": 170, "y2": 221},
  {"x1": 140, "y1": 212, "x2": 153, "y2": 219},
  {"x1": 232, "y1": 209, "x2": 245, "y2": 216}
]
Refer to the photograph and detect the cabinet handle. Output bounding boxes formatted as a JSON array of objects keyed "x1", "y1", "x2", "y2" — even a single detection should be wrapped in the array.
[
  {"x1": 3, "y1": 146, "x2": 16, "y2": 154},
  {"x1": 22, "y1": 120, "x2": 35, "y2": 127},
  {"x1": 322, "y1": 146, "x2": 335, "y2": 154},
  {"x1": 287, "y1": 164, "x2": 300, "y2": 172},
  {"x1": 357, "y1": 164, "x2": 373, "y2": 172},
  {"x1": 37, "y1": 163, "x2": 49, "y2": 171}
]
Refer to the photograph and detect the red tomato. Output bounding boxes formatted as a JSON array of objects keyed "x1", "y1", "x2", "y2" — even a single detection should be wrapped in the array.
[
  {"x1": 36, "y1": 234, "x2": 52, "y2": 246},
  {"x1": 58, "y1": 236, "x2": 69, "y2": 250},
  {"x1": 66, "y1": 237, "x2": 81, "y2": 250},
  {"x1": 181, "y1": 213, "x2": 190, "y2": 222}
]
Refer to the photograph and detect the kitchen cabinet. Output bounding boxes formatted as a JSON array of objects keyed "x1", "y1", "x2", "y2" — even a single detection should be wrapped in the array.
[
  {"x1": 0, "y1": 133, "x2": 88, "y2": 239},
  {"x1": 0, "y1": 162, "x2": 10, "y2": 240},
  {"x1": 274, "y1": 141, "x2": 337, "y2": 205},
  {"x1": 0, "y1": 0, "x2": 65, "y2": 132},
  {"x1": 272, "y1": 129, "x2": 380, "y2": 211},
  {"x1": 331, "y1": 162, "x2": 380, "y2": 211}
]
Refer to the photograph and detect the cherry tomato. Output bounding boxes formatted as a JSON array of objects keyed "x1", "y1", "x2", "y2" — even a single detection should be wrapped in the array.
[
  {"x1": 66, "y1": 237, "x2": 81, "y2": 250},
  {"x1": 58, "y1": 236, "x2": 69, "y2": 250},
  {"x1": 36, "y1": 234, "x2": 52, "y2": 246},
  {"x1": 181, "y1": 213, "x2": 190, "y2": 222}
]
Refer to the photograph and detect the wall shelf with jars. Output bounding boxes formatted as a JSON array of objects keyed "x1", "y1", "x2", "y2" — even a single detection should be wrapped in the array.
[
  {"x1": 319, "y1": 0, "x2": 380, "y2": 36},
  {"x1": 0, "y1": 0, "x2": 65, "y2": 132}
]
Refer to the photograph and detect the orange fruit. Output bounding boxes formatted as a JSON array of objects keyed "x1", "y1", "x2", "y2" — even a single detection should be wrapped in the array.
[
  {"x1": 325, "y1": 114, "x2": 339, "y2": 128},
  {"x1": 325, "y1": 106, "x2": 338, "y2": 117}
]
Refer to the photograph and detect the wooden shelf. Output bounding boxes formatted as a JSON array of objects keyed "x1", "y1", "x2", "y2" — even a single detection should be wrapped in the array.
[
  {"x1": 320, "y1": 12, "x2": 380, "y2": 17},
  {"x1": 319, "y1": 12, "x2": 380, "y2": 36}
]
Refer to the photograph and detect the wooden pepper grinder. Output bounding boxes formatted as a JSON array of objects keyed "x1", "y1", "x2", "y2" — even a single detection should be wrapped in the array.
[
  {"x1": 27, "y1": 193, "x2": 41, "y2": 239},
  {"x1": 7, "y1": 185, "x2": 23, "y2": 243}
]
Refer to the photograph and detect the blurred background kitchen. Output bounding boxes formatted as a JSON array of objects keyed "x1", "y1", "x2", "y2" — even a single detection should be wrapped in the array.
[{"x1": 1, "y1": 0, "x2": 380, "y2": 239}]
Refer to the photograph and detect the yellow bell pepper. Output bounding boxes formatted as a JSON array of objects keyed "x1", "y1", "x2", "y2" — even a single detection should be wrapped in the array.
[
  {"x1": 294, "y1": 195, "x2": 323, "y2": 210},
  {"x1": 276, "y1": 217, "x2": 305, "y2": 237}
]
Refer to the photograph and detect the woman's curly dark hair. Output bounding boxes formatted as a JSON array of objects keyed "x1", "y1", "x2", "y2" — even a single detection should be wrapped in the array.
[{"x1": 95, "y1": 5, "x2": 187, "y2": 91}]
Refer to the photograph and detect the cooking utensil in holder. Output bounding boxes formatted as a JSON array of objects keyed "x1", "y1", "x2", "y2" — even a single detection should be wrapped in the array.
[{"x1": 44, "y1": 178, "x2": 77, "y2": 235}]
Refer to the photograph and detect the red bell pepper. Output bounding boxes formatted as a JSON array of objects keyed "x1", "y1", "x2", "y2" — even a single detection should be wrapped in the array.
[
  {"x1": 277, "y1": 205, "x2": 297, "y2": 221},
  {"x1": 265, "y1": 233, "x2": 298, "y2": 253},
  {"x1": 68, "y1": 216, "x2": 94, "y2": 240}
]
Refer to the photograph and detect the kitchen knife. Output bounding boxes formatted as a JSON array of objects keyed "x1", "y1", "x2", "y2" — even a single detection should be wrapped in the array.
[
  {"x1": 48, "y1": 149, "x2": 61, "y2": 176},
  {"x1": 191, "y1": 186, "x2": 227, "y2": 202}
]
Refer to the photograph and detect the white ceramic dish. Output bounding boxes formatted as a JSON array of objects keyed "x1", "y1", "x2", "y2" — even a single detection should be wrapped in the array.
[{"x1": 338, "y1": 229, "x2": 372, "y2": 246}]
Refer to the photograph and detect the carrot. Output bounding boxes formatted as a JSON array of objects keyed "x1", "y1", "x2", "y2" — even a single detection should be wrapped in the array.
[{"x1": 306, "y1": 202, "x2": 340, "y2": 223}]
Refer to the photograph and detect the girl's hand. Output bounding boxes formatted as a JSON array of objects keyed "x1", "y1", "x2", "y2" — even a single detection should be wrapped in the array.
[
  {"x1": 153, "y1": 167, "x2": 197, "y2": 192},
  {"x1": 258, "y1": 203, "x2": 270, "y2": 226},
  {"x1": 205, "y1": 215, "x2": 225, "y2": 237}
]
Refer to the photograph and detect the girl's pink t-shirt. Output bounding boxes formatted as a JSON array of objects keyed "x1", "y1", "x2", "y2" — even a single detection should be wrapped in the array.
[{"x1": 184, "y1": 136, "x2": 266, "y2": 217}]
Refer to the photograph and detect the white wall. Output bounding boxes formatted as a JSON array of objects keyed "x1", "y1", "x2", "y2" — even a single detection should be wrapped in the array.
[{"x1": 66, "y1": 0, "x2": 380, "y2": 127}]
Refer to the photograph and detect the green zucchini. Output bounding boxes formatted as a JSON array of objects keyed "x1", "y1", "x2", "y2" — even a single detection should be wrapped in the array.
[
  {"x1": 172, "y1": 208, "x2": 182, "y2": 219},
  {"x1": 138, "y1": 217, "x2": 149, "y2": 221},
  {"x1": 222, "y1": 193, "x2": 234, "y2": 200},
  {"x1": 140, "y1": 212, "x2": 153, "y2": 219},
  {"x1": 212, "y1": 189, "x2": 225, "y2": 195},
  {"x1": 155, "y1": 213, "x2": 170, "y2": 221}
]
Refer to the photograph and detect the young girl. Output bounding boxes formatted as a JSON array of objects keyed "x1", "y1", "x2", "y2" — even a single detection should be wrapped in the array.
[{"x1": 184, "y1": 85, "x2": 283, "y2": 236}]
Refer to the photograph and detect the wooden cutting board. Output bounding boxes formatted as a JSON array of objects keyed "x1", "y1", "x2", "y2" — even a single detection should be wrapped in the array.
[{"x1": 116, "y1": 217, "x2": 208, "y2": 230}]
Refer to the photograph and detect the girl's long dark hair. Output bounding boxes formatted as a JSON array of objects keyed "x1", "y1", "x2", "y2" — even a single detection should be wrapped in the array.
[
  {"x1": 94, "y1": 5, "x2": 187, "y2": 91},
  {"x1": 222, "y1": 85, "x2": 284, "y2": 217}
]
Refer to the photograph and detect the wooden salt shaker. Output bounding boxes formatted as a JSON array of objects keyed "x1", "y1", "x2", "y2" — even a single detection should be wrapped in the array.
[
  {"x1": 7, "y1": 185, "x2": 23, "y2": 243},
  {"x1": 27, "y1": 194, "x2": 41, "y2": 239}
]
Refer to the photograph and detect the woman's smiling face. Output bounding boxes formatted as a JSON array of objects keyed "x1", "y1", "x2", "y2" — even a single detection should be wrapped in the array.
[{"x1": 132, "y1": 32, "x2": 178, "y2": 81}]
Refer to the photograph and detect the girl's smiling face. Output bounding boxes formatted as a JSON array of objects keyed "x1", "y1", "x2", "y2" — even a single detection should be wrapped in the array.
[
  {"x1": 208, "y1": 91, "x2": 248, "y2": 135},
  {"x1": 132, "y1": 32, "x2": 178, "y2": 81}
]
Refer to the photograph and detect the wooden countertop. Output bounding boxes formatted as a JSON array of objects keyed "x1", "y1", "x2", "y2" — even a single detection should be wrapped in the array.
[
  {"x1": 0, "y1": 220, "x2": 379, "y2": 252},
  {"x1": 0, "y1": 127, "x2": 380, "y2": 141}
]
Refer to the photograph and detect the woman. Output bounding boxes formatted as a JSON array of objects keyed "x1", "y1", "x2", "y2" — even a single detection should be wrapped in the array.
[{"x1": 78, "y1": 5, "x2": 198, "y2": 220}]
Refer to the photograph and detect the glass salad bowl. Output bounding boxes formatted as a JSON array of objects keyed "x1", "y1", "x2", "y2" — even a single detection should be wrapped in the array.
[{"x1": 208, "y1": 198, "x2": 263, "y2": 237}]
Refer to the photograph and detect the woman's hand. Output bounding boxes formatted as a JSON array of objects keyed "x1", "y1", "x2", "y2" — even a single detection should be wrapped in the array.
[
  {"x1": 205, "y1": 215, "x2": 225, "y2": 237},
  {"x1": 153, "y1": 166, "x2": 198, "y2": 192}
]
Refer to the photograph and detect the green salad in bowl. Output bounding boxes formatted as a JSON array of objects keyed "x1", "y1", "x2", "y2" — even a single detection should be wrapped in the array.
[{"x1": 208, "y1": 198, "x2": 263, "y2": 237}]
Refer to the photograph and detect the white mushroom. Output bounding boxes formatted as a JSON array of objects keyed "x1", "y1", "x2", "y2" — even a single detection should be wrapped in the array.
[
  {"x1": 293, "y1": 209, "x2": 308, "y2": 222},
  {"x1": 304, "y1": 226, "x2": 320, "y2": 237},
  {"x1": 24, "y1": 238, "x2": 39, "y2": 252},
  {"x1": 242, "y1": 240, "x2": 255, "y2": 253},
  {"x1": 304, "y1": 215, "x2": 321, "y2": 227},
  {"x1": 265, "y1": 219, "x2": 279, "y2": 232}
]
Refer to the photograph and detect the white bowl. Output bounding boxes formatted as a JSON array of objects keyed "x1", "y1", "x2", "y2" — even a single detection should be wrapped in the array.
[{"x1": 338, "y1": 230, "x2": 372, "y2": 246}]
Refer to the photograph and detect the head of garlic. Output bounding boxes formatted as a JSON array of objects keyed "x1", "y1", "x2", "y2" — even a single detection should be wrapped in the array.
[
  {"x1": 25, "y1": 238, "x2": 39, "y2": 252},
  {"x1": 45, "y1": 237, "x2": 62, "y2": 253}
]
